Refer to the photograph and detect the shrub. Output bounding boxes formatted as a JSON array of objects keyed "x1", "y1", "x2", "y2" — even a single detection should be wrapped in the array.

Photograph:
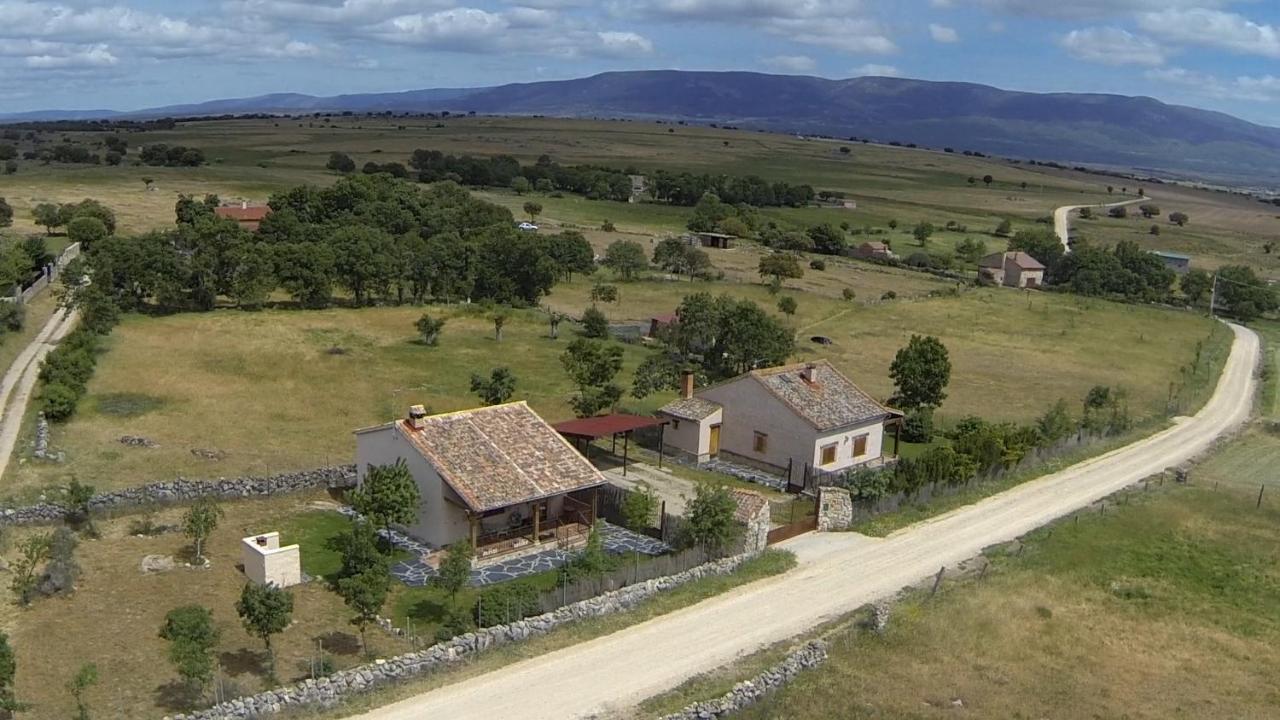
[
  {"x1": 809, "y1": 259, "x2": 826, "y2": 271},
  {"x1": 842, "y1": 288, "x2": 856, "y2": 302},
  {"x1": 41, "y1": 382, "x2": 80, "y2": 421},
  {"x1": 880, "y1": 290, "x2": 897, "y2": 301},
  {"x1": 901, "y1": 407, "x2": 935, "y2": 443},
  {"x1": 474, "y1": 580, "x2": 541, "y2": 627},
  {"x1": 600, "y1": 220, "x2": 616, "y2": 232},
  {"x1": 581, "y1": 306, "x2": 609, "y2": 339}
]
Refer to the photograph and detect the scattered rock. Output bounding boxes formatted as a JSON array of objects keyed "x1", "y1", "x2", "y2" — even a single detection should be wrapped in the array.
[
  {"x1": 190, "y1": 448, "x2": 227, "y2": 461},
  {"x1": 140, "y1": 554, "x2": 176, "y2": 574},
  {"x1": 120, "y1": 435, "x2": 159, "y2": 449},
  {"x1": 658, "y1": 641, "x2": 828, "y2": 720}
]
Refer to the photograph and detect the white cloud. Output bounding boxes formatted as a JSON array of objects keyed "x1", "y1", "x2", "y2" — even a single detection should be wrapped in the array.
[
  {"x1": 1138, "y1": 9, "x2": 1280, "y2": 59},
  {"x1": 1147, "y1": 66, "x2": 1280, "y2": 103},
  {"x1": 1059, "y1": 27, "x2": 1166, "y2": 66},
  {"x1": 850, "y1": 63, "x2": 901, "y2": 76},
  {"x1": 225, "y1": 0, "x2": 454, "y2": 26},
  {"x1": 25, "y1": 44, "x2": 117, "y2": 69},
  {"x1": 962, "y1": 0, "x2": 1230, "y2": 21},
  {"x1": 928, "y1": 23, "x2": 958, "y2": 43},
  {"x1": 613, "y1": 1, "x2": 898, "y2": 54},
  {"x1": 930, "y1": 0, "x2": 954, "y2": 7},
  {"x1": 763, "y1": 54, "x2": 816, "y2": 72},
  {"x1": 374, "y1": 7, "x2": 654, "y2": 57},
  {"x1": 595, "y1": 31, "x2": 654, "y2": 55}
]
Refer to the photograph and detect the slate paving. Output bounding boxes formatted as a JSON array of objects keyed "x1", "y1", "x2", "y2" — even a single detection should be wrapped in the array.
[{"x1": 700, "y1": 458, "x2": 788, "y2": 491}]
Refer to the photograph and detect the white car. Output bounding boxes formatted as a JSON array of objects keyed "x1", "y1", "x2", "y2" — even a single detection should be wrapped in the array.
[{"x1": 517, "y1": 222, "x2": 539, "y2": 231}]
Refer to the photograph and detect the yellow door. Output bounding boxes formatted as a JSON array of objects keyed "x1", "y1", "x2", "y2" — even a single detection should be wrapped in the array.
[{"x1": 709, "y1": 424, "x2": 721, "y2": 456}]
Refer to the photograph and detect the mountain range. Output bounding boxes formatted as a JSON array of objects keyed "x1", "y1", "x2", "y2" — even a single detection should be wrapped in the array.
[{"x1": 5, "y1": 70, "x2": 1279, "y2": 187}]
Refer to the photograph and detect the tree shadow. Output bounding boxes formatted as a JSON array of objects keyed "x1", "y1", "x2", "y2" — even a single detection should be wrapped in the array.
[
  {"x1": 315, "y1": 631, "x2": 361, "y2": 657},
  {"x1": 153, "y1": 680, "x2": 204, "y2": 712},
  {"x1": 403, "y1": 596, "x2": 450, "y2": 625},
  {"x1": 218, "y1": 648, "x2": 267, "y2": 677}
]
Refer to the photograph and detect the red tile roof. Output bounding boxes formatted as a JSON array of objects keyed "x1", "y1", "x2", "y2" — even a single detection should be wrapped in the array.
[{"x1": 215, "y1": 205, "x2": 272, "y2": 222}]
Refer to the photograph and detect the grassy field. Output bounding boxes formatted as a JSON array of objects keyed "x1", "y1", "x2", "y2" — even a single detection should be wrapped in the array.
[{"x1": 6, "y1": 492, "x2": 415, "y2": 720}]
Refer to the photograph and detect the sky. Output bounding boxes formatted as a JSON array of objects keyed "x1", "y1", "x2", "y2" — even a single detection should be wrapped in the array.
[{"x1": 1, "y1": 0, "x2": 1279, "y2": 125}]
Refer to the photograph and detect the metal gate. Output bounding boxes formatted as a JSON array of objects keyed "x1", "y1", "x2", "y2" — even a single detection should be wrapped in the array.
[{"x1": 766, "y1": 496, "x2": 818, "y2": 545}]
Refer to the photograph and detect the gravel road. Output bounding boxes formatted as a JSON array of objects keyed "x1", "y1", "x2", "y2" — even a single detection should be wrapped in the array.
[{"x1": 351, "y1": 322, "x2": 1258, "y2": 720}]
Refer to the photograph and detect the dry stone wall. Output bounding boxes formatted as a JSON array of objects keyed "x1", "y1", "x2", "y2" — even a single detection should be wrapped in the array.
[
  {"x1": 168, "y1": 553, "x2": 758, "y2": 720},
  {"x1": 0, "y1": 466, "x2": 356, "y2": 525},
  {"x1": 656, "y1": 640, "x2": 828, "y2": 720},
  {"x1": 817, "y1": 486, "x2": 853, "y2": 531}
]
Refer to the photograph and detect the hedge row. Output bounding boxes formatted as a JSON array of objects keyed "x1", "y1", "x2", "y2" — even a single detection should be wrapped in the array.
[{"x1": 39, "y1": 290, "x2": 119, "y2": 422}]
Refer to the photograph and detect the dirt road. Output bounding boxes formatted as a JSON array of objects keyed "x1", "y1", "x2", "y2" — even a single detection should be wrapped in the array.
[
  {"x1": 353, "y1": 323, "x2": 1258, "y2": 720},
  {"x1": 0, "y1": 307, "x2": 79, "y2": 475},
  {"x1": 1054, "y1": 197, "x2": 1146, "y2": 251}
]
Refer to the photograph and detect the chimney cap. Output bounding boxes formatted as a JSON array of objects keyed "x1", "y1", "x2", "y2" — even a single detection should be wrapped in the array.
[{"x1": 408, "y1": 404, "x2": 427, "y2": 418}]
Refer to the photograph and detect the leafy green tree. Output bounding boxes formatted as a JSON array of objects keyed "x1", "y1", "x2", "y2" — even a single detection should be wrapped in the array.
[
  {"x1": 653, "y1": 238, "x2": 711, "y2": 280},
  {"x1": 684, "y1": 485, "x2": 740, "y2": 557},
  {"x1": 913, "y1": 221, "x2": 935, "y2": 245},
  {"x1": 589, "y1": 283, "x2": 618, "y2": 304},
  {"x1": 236, "y1": 582, "x2": 293, "y2": 664},
  {"x1": 686, "y1": 192, "x2": 733, "y2": 233},
  {"x1": 602, "y1": 240, "x2": 648, "y2": 281},
  {"x1": 994, "y1": 218, "x2": 1012, "y2": 236},
  {"x1": 1036, "y1": 399, "x2": 1076, "y2": 445},
  {"x1": 67, "y1": 662, "x2": 97, "y2": 720},
  {"x1": 11, "y1": 533, "x2": 52, "y2": 606},
  {"x1": 777, "y1": 295, "x2": 798, "y2": 319},
  {"x1": 806, "y1": 223, "x2": 846, "y2": 255},
  {"x1": 330, "y1": 519, "x2": 384, "y2": 579},
  {"x1": 561, "y1": 338, "x2": 624, "y2": 417},
  {"x1": 64, "y1": 477, "x2": 96, "y2": 536},
  {"x1": 955, "y1": 237, "x2": 988, "y2": 263},
  {"x1": 511, "y1": 176, "x2": 532, "y2": 195},
  {"x1": 887, "y1": 219, "x2": 899, "y2": 230},
  {"x1": 160, "y1": 605, "x2": 220, "y2": 697},
  {"x1": 182, "y1": 497, "x2": 223, "y2": 565},
  {"x1": 470, "y1": 367, "x2": 516, "y2": 405},
  {"x1": 522, "y1": 201, "x2": 542, "y2": 222},
  {"x1": 32, "y1": 203, "x2": 62, "y2": 235},
  {"x1": 982, "y1": 174, "x2": 993, "y2": 187},
  {"x1": 1215, "y1": 265, "x2": 1279, "y2": 320},
  {"x1": 326, "y1": 152, "x2": 356, "y2": 173},
  {"x1": 901, "y1": 407, "x2": 934, "y2": 443},
  {"x1": 329, "y1": 225, "x2": 397, "y2": 305},
  {"x1": 1008, "y1": 227, "x2": 1064, "y2": 268},
  {"x1": 350, "y1": 459, "x2": 420, "y2": 536},
  {"x1": 542, "y1": 231, "x2": 595, "y2": 281},
  {"x1": 1139, "y1": 204, "x2": 1161, "y2": 219},
  {"x1": 665, "y1": 292, "x2": 793, "y2": 379},
  {"x1": 1181, "y1": 269, "x2": 1212, "y2": 304},
  {"x1": 336, "y1": 557, "x2": 391, "y2": 654},
  {"x1": 66, "y1": 216, "x2": 107, "y2": 247},
  {"x1": 1108, "y1": 206, "x2": 1128, "y2": 219},
  {"x1": 415, "y1": 313, "x2": 445, "y2": 346},
  {"x1": 1169, "y1": 211, "x2": 1189, "y2": 226},
  {"x1": 621, "y1": 484, "x2": 659, "y2": 532},
  {"x1": 434, "y1": 540, "x2": 473, "y2": 599},
  {"x1": 581, "y1": 306, "x2": 609, "y2": 339},
  {"x1": 889, "y1": 335, "x2": 952, "y2": 410},
  {"x1": 774, "y1": 231, "x2": 814, "y2": 253},
  {"x1": 757, "y1": 253, "x2": 802, "y2": 287},
  {"x1": 0, "y1": 631, "x2": 19, "y2": 713}
]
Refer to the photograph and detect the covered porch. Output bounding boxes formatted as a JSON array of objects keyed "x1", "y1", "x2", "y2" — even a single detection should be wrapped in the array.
[
  {"x1": 553, "y1": 414, "x2": 670, "y2": 477},
  {"x1": 461, "y1": 490, "x2": 600, "y2": 566}
]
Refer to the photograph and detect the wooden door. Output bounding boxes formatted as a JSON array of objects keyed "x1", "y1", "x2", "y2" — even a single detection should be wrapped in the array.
[{"x1": 709, "y1": 424, "x2": 721, "y2": 456}]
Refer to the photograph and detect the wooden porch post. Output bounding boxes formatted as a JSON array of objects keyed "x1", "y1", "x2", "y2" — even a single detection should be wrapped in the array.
[
  {"x1": 622, "y1": 432, "x2": 630, "y2": 477},
  {"x1": 592, "y1": 487, "x2": 599, "y2": 525},
  {"x1": 893, "y1": 419, "x2": 901, "y2": 457},
  {"x1": 469, "y1": 514, "x2": 478, "y2": 550},
  {"x1": 612, "y1": 432, "x2": 617, "y2": 454},
  {"x1": 657, "y1": 422, "x2": 665, "y2": 469},
  {"x1": 532, "y1": 503, "x2": 540, "y2": 544}
]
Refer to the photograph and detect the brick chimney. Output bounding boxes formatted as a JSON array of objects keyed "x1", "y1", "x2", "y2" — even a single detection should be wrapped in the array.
[
  {"x1": 800, "y1": 363, "x2": 817, "y2": 384},
  {"x1": 407, "y1": 404, "x2": 427, "y2": 430},
  {"x1": 241, "y1": 200, "x2": 248, "y2": 210},
  {"x1": 680, "y1": 370, "x2": 695, "y2": 400}
]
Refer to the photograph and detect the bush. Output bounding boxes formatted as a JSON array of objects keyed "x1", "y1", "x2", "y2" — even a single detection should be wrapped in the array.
[
  {"x1": 809, "y1": 259, "x2": 826, "y2": 271},
  {"x1": 880, "y1": 290, "x2": 897, "y2": 301},
  {"x1": 901, "y1": 407, "x2": 935, "y2": 443},
  {"x1": 600, "y1": 220, "x2": 616, "y2": 232},
  {"x1": 842, "y1": 288, "x2": 856, "y2": 302},
  {"x1": 581, "y1": 306, "x2": 609, "y2": 339},
  {"x1": 0, "y1": 302, "x2": 23, "y2": 333},
  {"x1": 41, "y1": 382, "x2": 80, "y2": 421},
  {"x1": 474, "y1": 580, "x2": 541, "y2": 627}
]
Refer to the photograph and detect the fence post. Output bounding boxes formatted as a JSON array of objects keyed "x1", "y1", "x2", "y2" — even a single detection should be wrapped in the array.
[
  {"x1": 931, "y1": 566, "x2": 945, "y2": 596},
  {"x1": 1258, "y1": 484, "x2": 1266, "y2": 509},
  {"x1": 978, "y1": 560, "x2": 989, "y2": 581}
]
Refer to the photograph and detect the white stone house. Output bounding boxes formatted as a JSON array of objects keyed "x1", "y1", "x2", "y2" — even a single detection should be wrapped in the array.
[
  {"x1": 658, "y1": 360, "x2": 902, "y2": 476},
  {"x1": 978, "y1": 251, "x2": 1046, "y2": 288},
  {"x1": 353, "y1": 402, "x2": 606, "y2": 558}
]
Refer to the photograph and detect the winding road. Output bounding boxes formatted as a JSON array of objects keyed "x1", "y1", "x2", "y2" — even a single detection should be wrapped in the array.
[
  {"x1": 1054, "y1": 196, "x2": 1147, "y2": 252},
  {"x1": 0, "y1": 306, "x2": 79, "y2": 474},
  {"x1": 353, "y1": 322, "x2": 1259, "y2": 720}
]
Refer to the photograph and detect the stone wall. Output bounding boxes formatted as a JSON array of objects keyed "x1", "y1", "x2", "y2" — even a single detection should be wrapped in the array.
[
  {"x1": 817, "y1": 486, "x2": 853, "y2": 531},
  {"x1": 657, "y1": 640, "x2": 828, "y2": 720},
  {"x1": 168, "y1": 553, "x2": 759, "y2": 720},
  {"x1": 0, "y1": 466, "x2": 356, "y2": 526}
]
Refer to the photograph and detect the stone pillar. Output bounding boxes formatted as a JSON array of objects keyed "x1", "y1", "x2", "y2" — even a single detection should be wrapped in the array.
[{"x1": 817, "y1": 486, "x2": 853, "y2": 532}]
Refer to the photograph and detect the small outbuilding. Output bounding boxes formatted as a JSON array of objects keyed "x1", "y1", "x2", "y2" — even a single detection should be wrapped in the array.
[
  {"x1": 692, "y1": 232, "x2": 736, "y2": 249},
  {"x1": 241, "y1": 532, "x2": 302, "y2": 588},
  {"x1": 851, "y1": 241, "x2": 895, "y2": 260},
  {"x1": 1152, "y1": 251, "x2": 1191, "y2": 274},
  {"x1": 214, "y1": 202, "x2": 272, "y2": 231},
  {"x1": 978, "y1": 251, "x2": 1045, "y2": 288}
]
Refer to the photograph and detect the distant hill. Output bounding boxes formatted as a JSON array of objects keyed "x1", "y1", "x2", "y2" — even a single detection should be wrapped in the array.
[{"x1": 5, "y1": 70, "x2": 1279, "y2": 186}]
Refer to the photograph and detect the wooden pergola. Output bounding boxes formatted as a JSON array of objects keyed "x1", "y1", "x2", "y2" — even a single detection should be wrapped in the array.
[{"x1": 552, "y1": 414, "x2": 669, "y2": 476}]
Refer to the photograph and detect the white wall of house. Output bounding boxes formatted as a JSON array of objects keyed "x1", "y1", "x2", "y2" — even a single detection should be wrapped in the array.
[
  {"x1": 661, "y1": 408, "x2": 723, "y2": 462},
  {"x1": 355, "y1": 425, "x2": 471, "y2": 548},
  {"x1": 1003, "y1": 258, "x2": 1044, "y2": 288},
  {"x1": 811, "y1": 418, "x2": 886, "y2": 473},
  {"x1": 700, "y1": 379, "x2": 820, "y2": 472}
]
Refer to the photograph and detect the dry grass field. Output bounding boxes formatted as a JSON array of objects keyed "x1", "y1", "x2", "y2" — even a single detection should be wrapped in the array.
[{"x1": 6, "y1": 491, "x2": 412, "y2": 720}]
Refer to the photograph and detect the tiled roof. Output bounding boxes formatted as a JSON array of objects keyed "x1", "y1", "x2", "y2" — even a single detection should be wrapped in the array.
[
  {"x1": 393, "y1": 402, "x2": 605, "y2": 512},
  {"x1": 660, "y1": 397, "x2": 721, "y2": 421},
  {"x1": 215, "y1": 205, "x2": 272, "y2": 222},
  {"x1": 750, "y1": 360, "x2": 896, "y2": 431},
  {"x1": 980, "y1": 251, "x2": 1044, "y2": 270},
  {"x1": 730, "y1": 489, "x2": 769, "y2": 523}
]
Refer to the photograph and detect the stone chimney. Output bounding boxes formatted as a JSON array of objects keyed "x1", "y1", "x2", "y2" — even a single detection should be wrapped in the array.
[
  {"x1": 407, "y1": 404, "x2": 427, "y2": 430},
  {"x1": 680, "y1": 370, "x2": 695, "y2": 400},
  {"x1": 241, "y1": 200, "x2": 248, "y2": 210},
  {"x1": 800, "y1": 363, "x2": 817, "y2": 384}
]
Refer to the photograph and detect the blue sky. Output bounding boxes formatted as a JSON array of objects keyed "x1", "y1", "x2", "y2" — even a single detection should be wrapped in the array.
[{"x1": 1, "y1": 0, "x2": 1279, "y2": 125}]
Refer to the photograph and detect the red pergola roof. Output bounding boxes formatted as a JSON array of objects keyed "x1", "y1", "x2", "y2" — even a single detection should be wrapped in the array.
[{"x1": 552, "y1": 414, "x2": 668, "y2": 439}]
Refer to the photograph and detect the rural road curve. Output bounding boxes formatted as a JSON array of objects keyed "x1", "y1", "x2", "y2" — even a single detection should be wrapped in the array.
[
  {"x1": 0, "y1": 306, "x2": 79, "y2": 475},
  {"x1": 352, "y1": 322, "x2": 1259, "y2": 720},
  {"x1": 1054, "y1": 196, "x2": 1147, "y2": 251}
]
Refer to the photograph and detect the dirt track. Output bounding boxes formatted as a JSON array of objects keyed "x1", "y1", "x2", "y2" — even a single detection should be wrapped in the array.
[
  {"x1": 0, "y1": 307, "x2": 78, "y2": 475},
  {"x1": 1054, "y1": 196, "x2": 1147, "y2": 251},
  {"x1": 352, "y1": 322, "x2": 1258, "y2": 720}
]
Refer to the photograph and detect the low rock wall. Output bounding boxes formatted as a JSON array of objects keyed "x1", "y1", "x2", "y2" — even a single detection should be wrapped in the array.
[
  {"x1": 0, "y1": 466, "x2": 357, "y2": 525},
  {"x1": 168, "y1": 553, "x2": 758, "y2": 720},
  {"x1": 817, "y1": 486, "x2": 853, "y2": 531},
  {"x1": 657, "y1": 639, "x2": 828, "y2": 720}
]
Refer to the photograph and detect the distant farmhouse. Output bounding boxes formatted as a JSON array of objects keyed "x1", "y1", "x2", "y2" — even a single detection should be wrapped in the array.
[
  {"x1": 1152, "y1": 251, "x2": 1192, "y2": 274},
  {"x1": 214, "y1": 202, "x2": 272, "y2": 231},
  {"x1": 659, "y1": 360, "x2": 901, "y2": 477},
  {"x1": 978, "y1": 251, "x2": 1045, "y2": 288},
  {"x1": 851, "y1": 241, "x2": 895, "y2": 261},
  {"x1": 688, "y1": 232, "x2": 736, "y2": 249},
  {"x1": 354, "y1": 402, "x2": 605, "y2": 558}
]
